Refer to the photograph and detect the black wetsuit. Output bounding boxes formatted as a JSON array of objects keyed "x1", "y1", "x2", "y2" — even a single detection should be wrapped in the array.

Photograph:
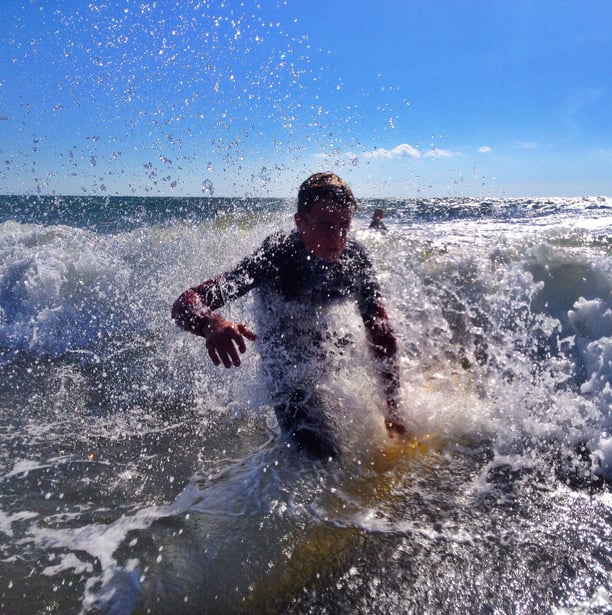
[
  {"x1": 369, "y1": 218, "x2": 388, "y2": 232},
  {"x1": 186, "y1": 230, "x2": 388, "y2": 458},
  {"x1": 195, "y1": 230, "x2": 383, "y2": 321}
]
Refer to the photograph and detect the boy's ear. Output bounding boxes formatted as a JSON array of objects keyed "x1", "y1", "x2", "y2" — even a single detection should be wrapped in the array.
[{"x1": 294, "y1": 212, "x2": 305, "y2": 231}]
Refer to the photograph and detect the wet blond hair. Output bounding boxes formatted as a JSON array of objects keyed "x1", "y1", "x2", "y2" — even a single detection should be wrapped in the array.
[{"x1": 297, "y1": 172, "x2": 357, "y2": 217}]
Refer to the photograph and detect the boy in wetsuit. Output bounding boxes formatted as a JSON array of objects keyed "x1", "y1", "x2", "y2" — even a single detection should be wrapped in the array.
[{"x1": 172, "y1": 172, "x2": 406, "y2": 459}]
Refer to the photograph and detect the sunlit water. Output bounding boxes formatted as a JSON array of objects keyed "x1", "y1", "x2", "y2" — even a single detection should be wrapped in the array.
[{"x1": 1, "y1": 195, "x2": 611, "y2": 614}]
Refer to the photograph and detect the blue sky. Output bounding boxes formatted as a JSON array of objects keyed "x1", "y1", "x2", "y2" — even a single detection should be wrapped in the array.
[{"x1": 1, "y1": 0, "x2": 611, "y2": 198}]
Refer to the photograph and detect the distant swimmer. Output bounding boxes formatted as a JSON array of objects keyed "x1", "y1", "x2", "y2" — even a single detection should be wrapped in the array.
[
  {"x1": 172, "y1": 172, "x2": 407, "y2": 459},
  {"x1": 369, "y1": 208, "x2": 388, "y2": 232}
]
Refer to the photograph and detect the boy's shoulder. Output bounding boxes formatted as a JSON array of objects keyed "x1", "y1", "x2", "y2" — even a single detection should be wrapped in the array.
[
  {"x1": 258, "y1": 229, "x2": 300, "y2": 254},
  {"x1": 346, "y1": 237, "x2": 372, "y2": 260}
]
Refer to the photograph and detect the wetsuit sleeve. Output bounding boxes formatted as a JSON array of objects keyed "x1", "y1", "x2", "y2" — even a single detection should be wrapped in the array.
[
  {"x1": 354, "y1": 246, "x2": 401, "y2": 418},
  {"x1": 171, "y1": 234, "x2": 280, "y2": 335},
  {"x1": 353, "y1": 246, "x2": 387, "y2": 329}
]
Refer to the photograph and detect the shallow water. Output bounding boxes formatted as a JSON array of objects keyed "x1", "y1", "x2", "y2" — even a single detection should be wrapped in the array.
[{"x1": 0, "y1": 195, "x2": 611, "y2": 613}]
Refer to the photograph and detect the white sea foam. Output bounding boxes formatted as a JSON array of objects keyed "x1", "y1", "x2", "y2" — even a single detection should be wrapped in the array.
[{"x1": 0, "y1": 197, "x2": 611, "y2": 613}]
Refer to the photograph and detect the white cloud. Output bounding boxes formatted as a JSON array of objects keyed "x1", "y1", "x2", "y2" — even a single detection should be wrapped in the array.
[
  {"x1": 363, "y1": 143, "x2": 421, "y2": 160},
  {"x1": 390, "y1": 144, "x2": 421, "y2": 158},
  {"x1": 478, "y1": 146, "x2": 493, "y2": 153},
  {"x1": 424, "y1": 148, "x2": 454, "y2": 159},
  {"x1": 519, "y1": 141, "x2": 539, "y2": 150},
  {"x1": 318, "y1": 142, "x2": 458, "y2": 164},
  {"x1": 363, "y1": 148, "x2": 393, "y2": 159}
]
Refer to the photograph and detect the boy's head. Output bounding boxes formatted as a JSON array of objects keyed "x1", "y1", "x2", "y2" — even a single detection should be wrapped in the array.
[
  {"x1": 295, "y1": 172, "x2": 357, "y2": 262},
  {"x1": 297, "y1": 172, "x2": 357, "y2": 218}
]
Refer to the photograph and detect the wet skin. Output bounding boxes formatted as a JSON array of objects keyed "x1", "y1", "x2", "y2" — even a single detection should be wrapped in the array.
[{"x1": 294, "y1": 200, "x2": 353, "y2": 263}]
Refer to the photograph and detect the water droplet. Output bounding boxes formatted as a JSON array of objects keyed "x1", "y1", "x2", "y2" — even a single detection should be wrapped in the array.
[{"x1": 201, "y1": 179, "x2": 214, "y2": 195}]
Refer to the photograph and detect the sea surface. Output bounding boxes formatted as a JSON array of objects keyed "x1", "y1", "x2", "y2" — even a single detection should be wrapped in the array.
[{"x1": 0, "y1": 194, "x2": 611, "y2": 614}]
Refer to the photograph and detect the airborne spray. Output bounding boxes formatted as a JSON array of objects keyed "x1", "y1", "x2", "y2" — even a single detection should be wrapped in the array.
[{"x1": 0, "y1": 2, "x2": 611, "y2": 614}]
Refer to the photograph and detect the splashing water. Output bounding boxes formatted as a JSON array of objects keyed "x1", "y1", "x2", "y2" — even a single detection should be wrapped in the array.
[{"x1": 0, "y1": 195, "x2": 611, "y2": 613}]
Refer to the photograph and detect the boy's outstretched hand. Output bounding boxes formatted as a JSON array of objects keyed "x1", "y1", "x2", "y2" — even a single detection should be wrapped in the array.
[{"x1": 202, "y1": 316, "x2": 257, "y2": 368}]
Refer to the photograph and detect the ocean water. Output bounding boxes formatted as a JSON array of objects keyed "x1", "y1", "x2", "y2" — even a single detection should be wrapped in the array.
[{"x1": 0, "y1": 194, "x2": 611, "y2": 614}]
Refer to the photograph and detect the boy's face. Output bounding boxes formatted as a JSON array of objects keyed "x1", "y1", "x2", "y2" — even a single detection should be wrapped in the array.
[{"x1": 295, "y1": 200, "x2": 354, "y2": 262}]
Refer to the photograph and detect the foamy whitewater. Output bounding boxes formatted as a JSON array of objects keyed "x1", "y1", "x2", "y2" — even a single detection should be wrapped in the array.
[{"x1": 0, "y1": 194, "x2": 611, "y2": 613}]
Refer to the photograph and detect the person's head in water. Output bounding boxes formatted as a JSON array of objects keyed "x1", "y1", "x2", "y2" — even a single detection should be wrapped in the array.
[
  {"x1": 295, "y1": 172, "x2": 357, "y2": 263},
  {"x1": 373, "y1": 208, "x2": 384, "y2": 221}
]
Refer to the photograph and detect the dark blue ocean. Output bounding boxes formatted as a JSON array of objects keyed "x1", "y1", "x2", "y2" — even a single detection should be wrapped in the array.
[{"x1": 1, "y1": 194, "x2": 611, "y2": 613}]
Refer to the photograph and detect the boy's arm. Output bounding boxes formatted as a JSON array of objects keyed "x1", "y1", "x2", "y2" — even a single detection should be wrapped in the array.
[
  {"x1": 172, "y1": 283, "x2": 256, "y2": 368},
  {"x1": 364, "y1": 306, "x2": 407, "y2": 438}
]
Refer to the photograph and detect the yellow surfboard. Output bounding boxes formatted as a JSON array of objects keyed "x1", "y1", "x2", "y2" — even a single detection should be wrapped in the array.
[
  {"x1": 125, "y1": 433, "x2": 448, "y2": 614},
  {"x1": 239, "y1": 434, "x2": 444, "y2": 612}
]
